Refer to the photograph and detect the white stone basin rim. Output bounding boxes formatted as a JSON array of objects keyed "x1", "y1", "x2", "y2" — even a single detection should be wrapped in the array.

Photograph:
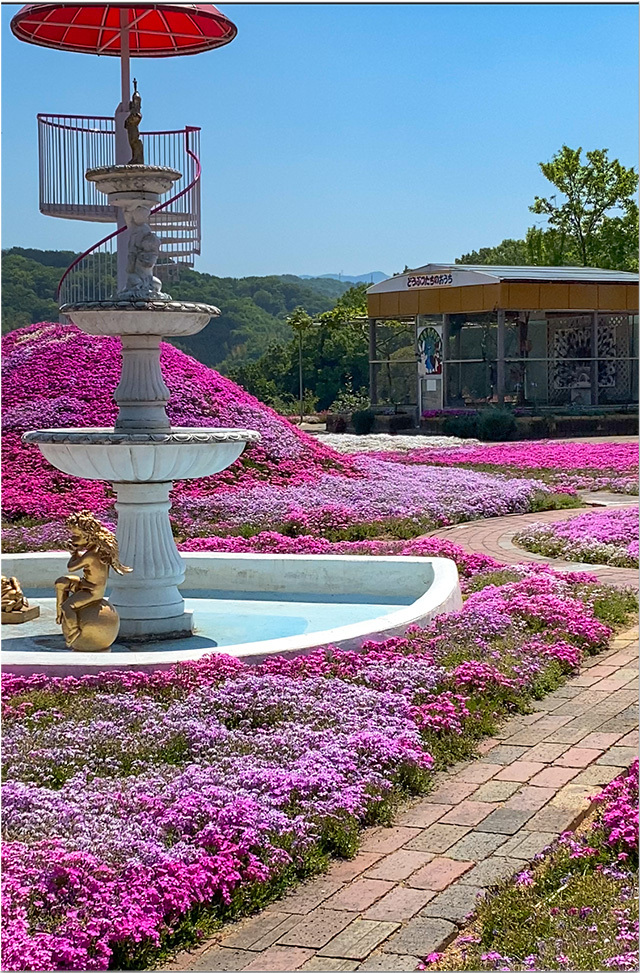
[
  {"x1": 0, "y1": 553, "x2": 463, "y2": 675},
  {"x1": 60, "y1": 303, "x2": 220, "y2": 337},
  {"x1": 86, "y1": 165, "x2": 182, "y2": 197},
  {"x1": 22, "y1": 428, "x2": 261, "y2": 482}
]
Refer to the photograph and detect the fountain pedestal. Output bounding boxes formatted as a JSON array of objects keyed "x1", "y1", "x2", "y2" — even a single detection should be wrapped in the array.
[{"x1": 24, "y1": 164, "x2": 260, "y2": 642}]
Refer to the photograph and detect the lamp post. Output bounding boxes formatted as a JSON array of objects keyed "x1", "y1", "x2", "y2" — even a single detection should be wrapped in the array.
[{"x1": 287, "y1": 306, "x2": 314, "y2": 424}]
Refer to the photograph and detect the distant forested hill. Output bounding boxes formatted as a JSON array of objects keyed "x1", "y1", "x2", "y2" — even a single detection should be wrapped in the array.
[{"x1": 1, "y1": 249, "x2": 349, "y2": 370}]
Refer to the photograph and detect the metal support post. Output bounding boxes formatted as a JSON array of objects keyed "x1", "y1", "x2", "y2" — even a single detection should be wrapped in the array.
[
  {"x1": 115, "y1": 8, "x2": 131, "y2": 292},
  {"x1": 368, "y1": 318, "x2": 378, "y2": 404},
  {"x1": 442, "y1": 313, "x2": 450, "y2": 407},
  {"x1": 415, "y1": 317, "x2": 421, "y2": 423},
  {"x1": 496, "y1": 309, "x2": 506, "y2": 405},
  {"x1": 298, "y1": 330, "x2": 304, "y2": 423},
  {"x1": 591, "y1": 310, "x2": 599, "y2": 406}
]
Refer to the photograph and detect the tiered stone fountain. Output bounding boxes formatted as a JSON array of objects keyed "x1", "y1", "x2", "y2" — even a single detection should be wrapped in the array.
[{"x1": 24, "y1": 163, "x2": 259, "y2": 641}]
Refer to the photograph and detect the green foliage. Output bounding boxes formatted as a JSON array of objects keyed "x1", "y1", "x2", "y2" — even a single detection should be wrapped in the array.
[
  {"x1": 230, "y1": 284, "x2": 370, "y2": 411},
  {"x1": 352, "y1": 409, "x2": 376, "y2": 435},
  {"x1": 456, "y1": 238, "x2": 530, "y2": 266},
  {"x1": 528, "y1": 491, "x2": 582, "y2": 512},
  {"x1": 531, "y1": 145, "x2": 639, "y2": 268},
  {"x1": 329, "y1": 377, "x2": 370, "y2": 414},
  {"x1": 442, "y1": 414, "x2": 480, "y2": 438},
  {"x1": 1, "y1": 252, "x2": 66, "y2": 333},
  {"x1": 457, "y1": 145, "x2": 638, "y2": 272},
  {"x1": 581, "y1": 584, "x2": 639, "y2": 628},
  {"x1": 477, "y1": 408, "x2": 517, "y2": 442}
]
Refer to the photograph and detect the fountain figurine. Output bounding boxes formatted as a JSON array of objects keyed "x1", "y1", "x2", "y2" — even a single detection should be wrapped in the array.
[
  {"x1": 119, "y1": 200, "x2": 170, "y2": 299},
  {"x1": 1, "y1": 576, "x2": 39, "y2": 624},
  {"x1": 124, "y1": 78, "x2": 144, "y2": 165},
  {"x1": 55, "y1": 511, "x2": 132, "y2": 651}
]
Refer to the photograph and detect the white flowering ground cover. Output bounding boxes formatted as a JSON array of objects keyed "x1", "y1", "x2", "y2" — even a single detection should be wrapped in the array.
[{"x1": 318, "y1": 433, "x2": 478, "y2": 453}]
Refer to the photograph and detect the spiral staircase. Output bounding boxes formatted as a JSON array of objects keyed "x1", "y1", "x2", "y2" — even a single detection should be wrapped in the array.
[{"x1": 37, "y1": 113, "x2": 202, "y2": 305}]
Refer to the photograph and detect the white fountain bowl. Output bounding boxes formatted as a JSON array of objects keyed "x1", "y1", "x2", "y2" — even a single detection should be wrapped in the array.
[
  {"x1": 60, "y1": 302, "x2": 220, "y2": 337},
  {"x1": 22, "y1": 428, "x2": 261, "y2": 482},
  {"x1": 85, "y1": 164, "x2": 182, "y2": 196},
  {"x1": 1, "y1": 553, "x2": 463, "y2": 675}
]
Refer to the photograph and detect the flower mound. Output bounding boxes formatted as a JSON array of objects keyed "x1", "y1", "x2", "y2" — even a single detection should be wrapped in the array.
[
  {"x1": 515, "y1": 507, "x2": 639, "y2": 568},
  {"x1": 3, "y1": 324, "x2": 554, "y2": 548},
  {"x1": 1, "y1": 570, "x2": 617, "y2": 971},
  {"x1": 1, "y1": 322, "x2": 347, "y2": 522}
]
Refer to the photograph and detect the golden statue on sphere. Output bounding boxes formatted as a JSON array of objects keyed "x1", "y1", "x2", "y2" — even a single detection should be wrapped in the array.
[
  {"x1": 55, "y1": 511, "x2": 132, "y2": 651},
  {"x1": 2, "y1": 575, "x2": 39, "y2": 623},
  {"x1": 124, "y1": 79, "x2": 144, "y2": 165}
]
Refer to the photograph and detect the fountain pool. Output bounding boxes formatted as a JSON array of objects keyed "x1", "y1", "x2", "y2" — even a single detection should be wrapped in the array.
[{"x1": 1, "y1": 552, "x2": 462, "y2": 675}]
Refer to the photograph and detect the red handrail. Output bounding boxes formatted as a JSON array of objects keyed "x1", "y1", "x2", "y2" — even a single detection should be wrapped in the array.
[{"x1": 57, "y1": 126, "x2": 201, "y2": 301}]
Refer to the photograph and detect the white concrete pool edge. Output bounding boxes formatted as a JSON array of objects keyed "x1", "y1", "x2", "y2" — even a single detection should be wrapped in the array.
[{"x1": 1, "y1": 553, "x2": 462, "y2": 674}]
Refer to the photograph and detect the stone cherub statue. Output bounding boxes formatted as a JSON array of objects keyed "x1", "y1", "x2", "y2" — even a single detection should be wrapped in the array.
[
  {"x1": 2, "y1": 575, "x2": 39, "y2": 623},
  {"x1": 124, "y1": 78, "x2": 144, "y2": 165},
  {"x1": 55, "y1": 511, "x2": 132, "y2": 651},
  {"x1": 119, "y1": 201, "x2": 170, "y2": 299}
]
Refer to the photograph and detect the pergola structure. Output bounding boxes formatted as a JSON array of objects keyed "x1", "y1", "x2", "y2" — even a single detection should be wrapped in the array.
[{"x1": 366, "y1": 265, "x2": 639, "y2": 414}]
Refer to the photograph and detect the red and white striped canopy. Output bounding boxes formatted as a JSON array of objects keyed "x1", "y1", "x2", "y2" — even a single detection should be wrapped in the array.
[{"x1": 10, "y1": 3, "x2": 237, "y2": 57}]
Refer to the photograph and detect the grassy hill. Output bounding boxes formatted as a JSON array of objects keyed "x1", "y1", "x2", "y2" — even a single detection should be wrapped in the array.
[{"x1": 1, "y1": 249, "x2": 349, "y2": 371}]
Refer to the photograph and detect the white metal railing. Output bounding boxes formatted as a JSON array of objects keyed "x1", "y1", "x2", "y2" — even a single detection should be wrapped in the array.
[{"x1": 41, "y1": 117, "x2": 202, "y2": 305}]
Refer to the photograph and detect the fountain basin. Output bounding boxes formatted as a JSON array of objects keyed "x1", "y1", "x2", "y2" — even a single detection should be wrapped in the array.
[
  {"x1": 22, "y1": 428, "x2": 260, "y2": 481},
  {"x1": 60, "y1": 301, "x2": 220, "y2": 337},
  {"x1": 1, "y1": 553, "x2": 462, "y2": 675},
  {"x1": 86, "y1": 164, "x2": 182, "y2": 197}
]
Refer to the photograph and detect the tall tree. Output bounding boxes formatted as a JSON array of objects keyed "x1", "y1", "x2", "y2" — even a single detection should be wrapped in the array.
[
  {"x1": 530, "y1": 145, "x2": 638, "y2": 267},
  {"x1": 458, "y1": 146, "x2": 638, "y2": 272}
]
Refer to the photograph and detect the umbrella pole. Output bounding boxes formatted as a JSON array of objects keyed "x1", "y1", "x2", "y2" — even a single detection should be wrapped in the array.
[{"x1": 115, "y1": 7, "x2": 131, "y2": 291}]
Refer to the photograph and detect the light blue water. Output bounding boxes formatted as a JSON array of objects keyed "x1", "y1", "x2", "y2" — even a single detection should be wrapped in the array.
[
  {"x1": 182, "y1": 589, "x2": 412, "y2": 646},
  {"x1": 4, "y1": 589, "x2": 413, "y2": 654}
]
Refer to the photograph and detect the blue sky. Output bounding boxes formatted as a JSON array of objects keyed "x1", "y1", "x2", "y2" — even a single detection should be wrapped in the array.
[{"x1": 2, "y1": 3, "x2": 638, "y2": 278}]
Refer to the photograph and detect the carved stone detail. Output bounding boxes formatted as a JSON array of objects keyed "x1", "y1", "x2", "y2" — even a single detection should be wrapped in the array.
[
  {"x1": 24, "y1": 429, "x2": 261, "y2": 446},
  {"x1": 61, "y1": 300, "x2": 221, "y2": 315},
  {"x1": 115, "y1": 335, "x2": 171, "y2": 432}
]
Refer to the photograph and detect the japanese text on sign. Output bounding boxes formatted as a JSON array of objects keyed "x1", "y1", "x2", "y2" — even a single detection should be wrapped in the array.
[{"x1": 406, "y1": 273, "x2": 453, "y2": 288}]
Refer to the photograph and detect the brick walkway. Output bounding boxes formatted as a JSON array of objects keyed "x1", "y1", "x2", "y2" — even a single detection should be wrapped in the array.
[
  {"x1": 428, "y1": 496, "x2": 639, "y2": 591},
  {"x1": 166, "y1": 628, "x2": 639, "y2": 973}
]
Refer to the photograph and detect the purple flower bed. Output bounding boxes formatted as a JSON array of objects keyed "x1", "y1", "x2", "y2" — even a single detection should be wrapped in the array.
[
  {"x1": 515, "y1": 507, "x2": 639, "y2": 568},
  {"x1": 1, "y1": 569, "x2": 621, "y2": 971}
]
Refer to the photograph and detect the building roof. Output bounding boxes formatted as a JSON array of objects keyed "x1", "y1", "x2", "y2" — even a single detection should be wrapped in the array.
[
  {"x1": 366, "y1": 263, "x2": 638, "y2": 317},
  {"x1": 370, "y1": 264, "x2": 638, "y2": 291}
]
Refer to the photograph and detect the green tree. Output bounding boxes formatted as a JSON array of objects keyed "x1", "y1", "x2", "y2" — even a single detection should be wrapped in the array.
[
  {"x1": 530, "y1": 145, "x2": 638, "y2": 267},
  {"x1": 456, "y1": 238, "x2": 530, "y2": 265},
  {"x1": 457, "y1": 146, "x2": 638, "y2": 272}
]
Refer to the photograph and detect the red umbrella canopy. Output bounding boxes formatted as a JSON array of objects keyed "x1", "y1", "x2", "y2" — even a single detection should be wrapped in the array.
[{"x1": 10, "y1": 3, "x2": 237, "y2": 57}]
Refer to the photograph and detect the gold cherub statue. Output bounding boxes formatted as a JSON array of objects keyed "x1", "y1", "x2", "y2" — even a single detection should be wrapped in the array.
[
  {"x1": 124, "y1": 78, "x2": 144, "y2": 165},
  {"x1": 1, "y1": 575, "x2": 39, "y2": 623},
  {"x1": 55, "y1": 511, "x2": 132, "y2": 652}
]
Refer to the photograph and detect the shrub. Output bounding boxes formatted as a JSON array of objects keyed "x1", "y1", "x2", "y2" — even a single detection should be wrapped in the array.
[
  {"x1": 352, "y1": 409, "x2": 377, "y2": 435},
  {"x1": 443, "y1": 414, "x2": 480, "y2": 438},
  {"x1": 477, "y1": 408, "x2": 517, "y2": 442},
  {"x1": 388, "y1": 413, "x2": 414, "y2": 433}
]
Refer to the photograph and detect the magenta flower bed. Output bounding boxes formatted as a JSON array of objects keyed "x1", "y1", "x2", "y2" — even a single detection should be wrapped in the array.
[
  {"x1": 1, "y1": 570, "x2": 614, "y2": 971},
  {"x1": 515, "y1": 507, "x2": 639, "y2": 568},
  {"x1": 366, "y1": 441, "x2": 639, "y2": 495},
  {"x1": 2, "y1": 324, "x2": 554, "y2": 550}
]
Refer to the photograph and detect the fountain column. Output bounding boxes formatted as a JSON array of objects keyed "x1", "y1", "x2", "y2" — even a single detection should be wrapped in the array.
[{"x1": 111, "y1": 482, "x2": 188, "y2": 637}]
